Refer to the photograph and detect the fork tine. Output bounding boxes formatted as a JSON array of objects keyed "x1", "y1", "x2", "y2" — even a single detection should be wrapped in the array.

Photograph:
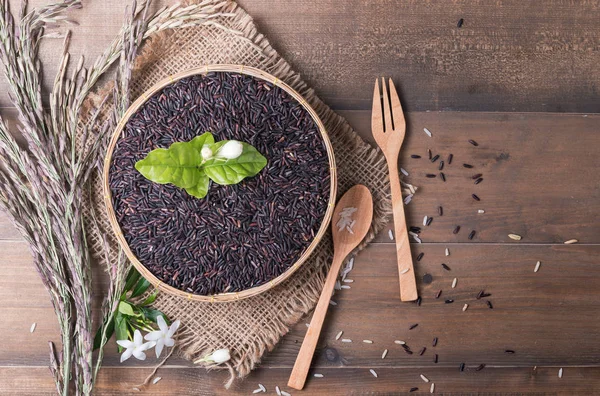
[
  {"x1": 371, "y1": 78, "x2": 383, "y2": 133},
  {"x1": 388, "y1": 78, "x2": 405, "y2": 130},
  {"x1": 381, "y1": 77, "x2": 394, "y2": 132}
]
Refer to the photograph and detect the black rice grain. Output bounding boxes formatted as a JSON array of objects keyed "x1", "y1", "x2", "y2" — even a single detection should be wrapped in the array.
[
  {"x1": 416, "y1": 296, "x2": 422, "y2": 306},
  {"x1": 426, "y1": 173, "x2": 437, "y2": 178},
  {"x1": 463, "y1": 163, "x2": 474, "y2": 168},
  {"x1": 438, "y1": 206, "x2": 443, "y2": 216},
  {"x1": 441, "y1": 263, "x2": 451, "y2": 271},
  {"x1": 419, "y1": 347, "x2": 427, "y2": 356},
  {"x1": 468, "y1": 139, "x2": 478, "y2": 146},
  {"x1": 440, "y1": 172, "x2": 446, "y2": 182},
  {"x1": 475, "y1": 177, "x2": 483, "y2": 185},
  {"x1": 410, "y1": 388, "x2": 419, "y2": 393},
  {"x1": 445, "y1": 299, "x2": 454, "y2": 304},
  {"x1": 416, "y1": 252, "x2": 425, "y2": 261},
  {"x1": 447, "y1": 153, "x2": 453, "y2": 164},
  {"x1": 426, "y1": 217, "x2": 433, "y2": 226},
  {"x1": 434, "y1": 354, "x2": 439, "y2": 363},
  {"x1": 438, "y1": 160, "x2": 444, "y2": 171},
  {"x1": 475, "y1": 364, "x2": 486, "y2": 371},
  {"x1": 432, "y1": 337, "x2": 438, "y2": 347},
  {"x1": 435, "y1": 289, "x2": 442, "y2": 299},
  {"x1": 472, "y1": 193, "x2": 481, "y2": 201},
  {"x1": 472, "y1": 173, "x2": 483, "y2": 179},
  {"x1": 468, "y1": 230, "x2": 476, "y2": 240},
  {"x1": 453, "y1": 225, "x2": 461, "y2": 234},
  {"x1": 505, "y1": 350, "x2": 516, "y2": 354},
  {"x1": 409, "y1": 323, "x2": 419, "y2": 330},
  {"x1": 487, "y1": 300, "x2": 494, "y2": 309},
  {"x1": 427, "y1": 149, "x2": 432, "y2": 159},
  {"x1": 460, "y1": 363, "x2": 465, "y2": 372},
  {"x1": 457, "y1": 18, "x2": 464, "y2": 28},
  {"x1": 411, "y1": 154, "x2": 421, "y2": 158},
  {"x1": 431, "y1": 154, "x2": 440, "y2": 163}
]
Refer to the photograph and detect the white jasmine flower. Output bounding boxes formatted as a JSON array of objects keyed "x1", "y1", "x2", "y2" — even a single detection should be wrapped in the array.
[
  {"x1": 144, "y1": 316, "x2": 180, "y2": 358},
  {"x1": 217, "y1": 140, "x2": 243, "y2": 159},
  {"x1": 117, "y1": 330, "x2": 156, "y2": 363},
  {"x1": 201, "y1": 146, "x2": 213, "y2": 160},
  {"x1": 194, "y1": 348, "x2": 231, "y2": 365}
]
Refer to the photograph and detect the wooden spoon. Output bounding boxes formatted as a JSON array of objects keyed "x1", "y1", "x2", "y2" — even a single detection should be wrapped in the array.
[{"x1": 288, "y1": 185, "x2": 374, "y2": 390}]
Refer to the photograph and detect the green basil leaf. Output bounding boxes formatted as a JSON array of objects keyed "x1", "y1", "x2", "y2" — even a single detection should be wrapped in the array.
[
  {"x1": 184, "y1": 168, "x2": 209, "y2": 198},
  {"x1": 93, "y1": 317, "x2": 114, "y2": 351},
  {"x1": 140, "y1": 289, "x2": 159, "y2": 307},
  {"x1": 189, "y1": 132, "x2": 214, "y2": 151},
  {"x1": 140, "y1": 307, "x2": 170, "y2": 325},
  {"x1": 114, "y1": 312, "x2": 128, "y2": 352},
  {"x1": 118, "y1": 301, "x2": 135, "y2": 316},
  {"x1": 130, "y1": 277, "x2": 151, "y2": 298},
  {"x1": 203, "y1": 141, "x2": 267, "y2": 185},
  {"x1": 123, "y1": 266, "x2": 140, "y2": 293}
]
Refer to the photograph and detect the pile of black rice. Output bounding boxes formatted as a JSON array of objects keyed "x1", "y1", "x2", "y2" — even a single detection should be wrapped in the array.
[{"x1": 109, "y1": 72, "x2": 331, "y2": 295}]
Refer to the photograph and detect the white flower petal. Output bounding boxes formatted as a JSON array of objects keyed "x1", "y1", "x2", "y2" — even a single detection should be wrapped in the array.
[
  {"x1": 117, "y1": 340, "x2": 135, "y2": 349},
  {"x1": 133, "y1": 330, "x2": 143, "y2": 346},
  {"x1": 120, "y1": 348, "x2": 134, "y2": 363},
  {"x1": 132, "y1": 349, "x2": 147, "y2": 361},
  {"x1": 140, "y1": 341, "x2": 156, "y2": 351},
  {"x1": 167, "y1": 320, "x2": 181, "y2": 338},
  {"x1": 157, "y1": 315, "x2": 168, "y2": 333},
  {"x1": 144, "y1": 331, "x2": 163, "y2": 341},
  {"x1": 164, "y1": 338, "x2": 175, "y2": 348},
  {"x1": 155, "y1": 340, "x2": 164, "y2": 358}
]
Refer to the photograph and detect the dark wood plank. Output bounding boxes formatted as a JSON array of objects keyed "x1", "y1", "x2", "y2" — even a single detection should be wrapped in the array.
[
  {"x1": 341, "y1": 110, "x2": 600, "y2": 244},
  {"x1": 5, "y1": 239, "x2": 600, "y2": 369},
  {"x1": 1, "y1": 366, "x2": 599, "y2": 395},
  {"x1": 1, "y1": 111, "x2": 598, "y2": 244},
  {"x1": 238, "y1": 0, "x2": 600, "y2": 112}
]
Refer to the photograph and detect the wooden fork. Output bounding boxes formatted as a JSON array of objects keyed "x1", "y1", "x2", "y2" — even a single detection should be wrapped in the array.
[{"x1": 371, "y1": 78, "x2": 418, "y2": 302}]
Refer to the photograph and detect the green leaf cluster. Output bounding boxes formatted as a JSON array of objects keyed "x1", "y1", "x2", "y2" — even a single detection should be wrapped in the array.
[
  {"x1": 93, "y1": 267, "x2": 169, "y2": 352},
  {"x1": 134, "y1": 132, "x2": 267, "y2": 198}
]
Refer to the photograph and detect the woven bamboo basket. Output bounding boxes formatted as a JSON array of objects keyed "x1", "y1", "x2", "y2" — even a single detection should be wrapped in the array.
[{"x1": 103, "y1": 64, "x2": 337, "y2": 302}]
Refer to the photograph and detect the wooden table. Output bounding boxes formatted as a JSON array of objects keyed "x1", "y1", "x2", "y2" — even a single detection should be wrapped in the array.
[{"x1": 2, "y1": 1, "x2": 600, "y2": 394}]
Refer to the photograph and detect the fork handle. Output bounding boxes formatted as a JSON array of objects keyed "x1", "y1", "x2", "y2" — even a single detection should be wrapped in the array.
[{"x1": 388, "y1": 161, "x2": 418, "y2": 301}]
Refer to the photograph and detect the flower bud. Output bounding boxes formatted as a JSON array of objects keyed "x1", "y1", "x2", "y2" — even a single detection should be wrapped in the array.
[
  {"x1": 218, "y1": 140, "x2": 243, "y2": 159},
  {"x1": 201, "y1": 147, "x2": 213, "y2": 160}
]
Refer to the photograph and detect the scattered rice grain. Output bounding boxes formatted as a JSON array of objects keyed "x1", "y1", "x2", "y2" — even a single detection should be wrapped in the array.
[
  {"x1": 314, "y1": 374, "x2": 324, "y2": 378},
  {"x1": 424, "y1": 128, "x2": 432, "y2": 137},
  {"x1": 558, "y1": 368, "x2": 563, "y2": 378},
  {"x1": 417, "y1": 252, "x2": 424, "y2": 261},
  {"x1": 281, "y1": 390, "x2": 291, "y2": 396},
  {"x1": 388, "y1": 230, "x2": 394, "y2": 240},
  {"x1": 342, "y1": 339, "x2": 352, "y2": 343},
  {"x1": 432, "y1": 337, "x2": 438, "y2": 347},
  {"x1": 564, "y1": 239, "x2": 578, "y2": 244},
  {"x1": 30, "y1": 323, "x2": 36, "y2": 333},
  {"x1": 401, "y1": 167, "x2": 409, "y2": 176},
  {"x1": 395, "y1": 340, "x2": 406, "y2": 345},
  {"x1": 478, "y1": 209, "x2": 485, "y2": 214},
  {"x1": 363, "y1": 340, "x2": 373, "y2": 344},
  {"x1": 430, "y1": 383, "x2": 435, "y2": 393},
  {"x1": 508, "y1": 234, "x2": 522, "y2": 241},
  {"x1": 152, "y1": 377, "x2": 161, "y2": 385},
  {"x1": 534, "y1": 261, "x2": 541, "y2": 272},
  {"x1": 370, "y1": 369, "x2": 378, "y2": 378},
  {"x1": 445, "y1": 247, "x2": 449, "y2": 256},
  {"x1": 336, "y1": 331, "x2": 343, "y2": 340},
  {"x1": 276, "y1": 386, "x2": 282, "y2": 396},
  {"x1": 253, "y1": 389, "x2": 263, "y2": 394},
  {"x1": 423, "y1": 216, "x2": 428, "y2": 226},
  {"x1": 462, "y1": 303, "x2": 469, "y2": 312},
  {"x1": 409, "y1": 323, "x2": 419, "y2": 330},
  {"x1": 452, "y1": 278, "x2": 458, "y2": 288},
  {"x1": 382, "y1": 349, "x2": 388, "y2": 359},
  {"x1": 400, "y1": 268, "x2": 410, "y2": 275},
  {"x1": 420, "y1": 374, "x2": 430, "y2": 383},
  {"x1": 329, "y1": 300, "x2": 337, "y2": 306},
  {"x1": 341, "y1": 285, "x2": 351, "y2": 289}
]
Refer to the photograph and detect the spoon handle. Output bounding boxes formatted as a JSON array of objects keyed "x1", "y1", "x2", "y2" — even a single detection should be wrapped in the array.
[
  {"x1": 288, "y1": 252, "x2": 345, "y2": 390},
  {"x1": 388, "y1": 161, "x2": 418, "y2": 301}
]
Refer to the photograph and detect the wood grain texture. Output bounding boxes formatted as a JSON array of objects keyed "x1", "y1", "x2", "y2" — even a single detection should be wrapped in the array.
[
  {"x1": 238, "y1": 0, "x2": 600, "y2": 112},
  {"x1": 1, "y1": 366, "x2": 600, "y2": 395},
  {"x1": 5, "y1": 241, "x2": 600, "y2": 368}
]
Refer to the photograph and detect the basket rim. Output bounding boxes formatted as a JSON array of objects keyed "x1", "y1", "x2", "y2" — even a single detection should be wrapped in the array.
[{"x1": 102, "y1": 64, "x2": 337, "y2": 302}]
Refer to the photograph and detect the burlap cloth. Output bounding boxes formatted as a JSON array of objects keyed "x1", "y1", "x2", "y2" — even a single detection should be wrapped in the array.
[{"x1": 85, "y1": 0, "x2": 398, "y2": 386}]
